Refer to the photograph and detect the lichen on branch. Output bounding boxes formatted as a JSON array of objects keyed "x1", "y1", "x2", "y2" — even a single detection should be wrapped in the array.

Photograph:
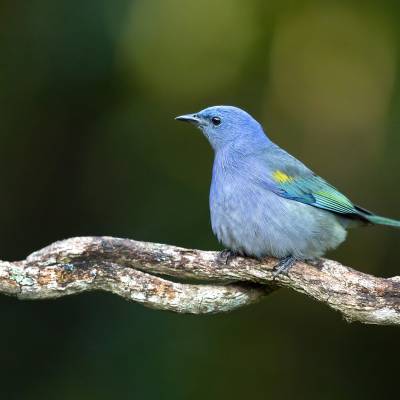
[{"x1": 1, "y1": 236, "x2": 399, "y2": 325}]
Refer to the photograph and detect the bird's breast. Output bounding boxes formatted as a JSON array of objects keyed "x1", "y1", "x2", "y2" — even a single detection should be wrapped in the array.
[{"x1": 209, "y1": 169, "x2": 265, "y2": 252}]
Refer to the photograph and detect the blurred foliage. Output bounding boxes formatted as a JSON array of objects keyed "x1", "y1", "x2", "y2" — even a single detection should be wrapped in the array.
[{"x1": 1, "y1": 1, "x2": 400, "y2": 399}]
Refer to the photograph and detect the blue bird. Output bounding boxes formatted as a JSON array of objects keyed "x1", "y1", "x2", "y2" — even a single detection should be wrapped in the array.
[{"x1": 176, "y1": 106, "x2": 400, "y2": 275}]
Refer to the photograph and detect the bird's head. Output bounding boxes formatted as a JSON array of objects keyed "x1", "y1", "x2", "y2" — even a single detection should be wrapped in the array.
[{"x1": 175, "y1": 105, "x2": 269, "y2": 151}]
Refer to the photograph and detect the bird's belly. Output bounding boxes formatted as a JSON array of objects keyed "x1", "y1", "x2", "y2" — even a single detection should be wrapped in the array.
[{"x1": 210, "y1": 183, "x2": 347, "y2": 259}]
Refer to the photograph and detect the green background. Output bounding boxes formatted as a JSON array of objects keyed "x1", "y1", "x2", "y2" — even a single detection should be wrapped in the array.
[{"x1": 1, "y1": 1, "x2": 399, "y2": 399}]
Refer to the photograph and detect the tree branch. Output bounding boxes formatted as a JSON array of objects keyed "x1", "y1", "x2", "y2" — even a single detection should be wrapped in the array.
[{"x1": 1, "y1": 236, "x2": 399, "y2": 325}]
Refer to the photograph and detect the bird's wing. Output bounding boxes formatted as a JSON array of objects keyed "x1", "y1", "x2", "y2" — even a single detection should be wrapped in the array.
[
  {"x1": 270, "y1": 171, "x2": 358, "y2": 215},
  {"x1": 255, "y1": 145, "x2": 369, "y2": 218}
]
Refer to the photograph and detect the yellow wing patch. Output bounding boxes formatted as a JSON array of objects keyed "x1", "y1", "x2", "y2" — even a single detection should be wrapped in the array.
[{"x1": 272, "y1": 170, "x2": 294, "y2": 184}]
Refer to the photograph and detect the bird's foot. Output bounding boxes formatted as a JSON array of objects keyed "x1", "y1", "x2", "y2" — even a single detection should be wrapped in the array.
[
  {"x1": 218, "y1": 249, "x2": 238, "y2": 265},
  {"x1": 273, "y1": 256, "x2": 297, "y2": 277}
]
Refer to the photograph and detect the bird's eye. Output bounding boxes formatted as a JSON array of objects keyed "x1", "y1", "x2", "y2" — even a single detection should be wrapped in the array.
[{"x1": 211, "y1": 116, "x2": 221, "y2": 126}]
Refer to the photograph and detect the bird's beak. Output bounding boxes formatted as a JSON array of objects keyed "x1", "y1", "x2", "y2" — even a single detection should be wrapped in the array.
[{"x1": 175, "y1": 114, "x2": 201, "y2": 125}]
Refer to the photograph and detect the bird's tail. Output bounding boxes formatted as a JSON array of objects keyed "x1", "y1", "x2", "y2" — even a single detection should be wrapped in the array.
[{"x1": 365, "y1": 214, "x2": 400, "y2": 228}]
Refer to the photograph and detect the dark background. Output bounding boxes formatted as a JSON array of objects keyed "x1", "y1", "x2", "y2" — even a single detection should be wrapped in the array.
[{"x1": 1, "y1": 1, "x2": 399, "y2": 399}]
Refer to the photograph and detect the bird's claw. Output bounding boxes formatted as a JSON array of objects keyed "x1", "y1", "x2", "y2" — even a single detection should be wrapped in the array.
[
  {"x1": 218, "y1": 249, "x2": 238, "y2": 265},
  {"x1": 273, "y1": 256, "x2": 297, "y2": 277}
]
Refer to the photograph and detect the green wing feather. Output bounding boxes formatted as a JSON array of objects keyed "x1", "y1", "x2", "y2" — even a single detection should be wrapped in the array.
[
  {"x1": 273, "y1": 171, "x2": 361, "y2": 216},
  {"x1": 274, "y1": 172, "x2": 400, "y2": 227},
  {"x1": 257, "y1": 145, "x2": 400, "y2": 226}
]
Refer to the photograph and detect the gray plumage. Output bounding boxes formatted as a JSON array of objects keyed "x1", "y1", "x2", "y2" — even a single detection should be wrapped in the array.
[
  {"x1": 176, "y1": 106, "x2": 400, "y2": 267},
  {"x1": 210, "y1": 144, "x2": 348, "y2": 259}
]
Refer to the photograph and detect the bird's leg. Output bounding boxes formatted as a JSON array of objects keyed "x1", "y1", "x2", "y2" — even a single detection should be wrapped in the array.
[
  {"x1": 217, "y1": 249, "x2": 238, "y2": 265},
  {"x1": 273, "y1": 255, "x2": 297, "y2": 277}
]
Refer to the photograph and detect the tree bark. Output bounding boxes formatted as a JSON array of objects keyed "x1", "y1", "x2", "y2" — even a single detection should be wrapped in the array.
[{"x1": 1, "y1": 236, "x2": 399, "y2": 325}]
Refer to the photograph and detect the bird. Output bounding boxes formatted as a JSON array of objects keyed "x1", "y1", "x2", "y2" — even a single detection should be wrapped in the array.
[{"x1": 175, "y1": 105, "x2": 400, "y2": 275}]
